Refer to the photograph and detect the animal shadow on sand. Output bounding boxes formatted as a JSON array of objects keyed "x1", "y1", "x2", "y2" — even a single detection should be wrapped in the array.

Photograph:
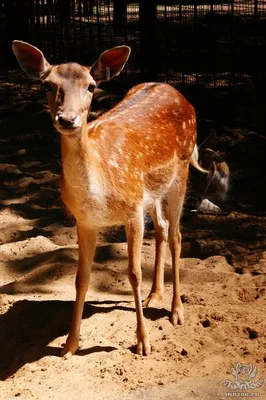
[{"x1": 0, "y1": 298, "x2": 169, "y2": 381}]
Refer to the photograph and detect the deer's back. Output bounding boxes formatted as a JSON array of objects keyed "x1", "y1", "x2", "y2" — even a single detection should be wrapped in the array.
[{"x1": 89, "y1": 82, "x2": 196, "y2": 165}]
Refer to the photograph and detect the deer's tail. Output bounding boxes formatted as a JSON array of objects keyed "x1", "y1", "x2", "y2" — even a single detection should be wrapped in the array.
[{"x1": 190, "y1": 145, "x2": 208, "y2": 174}]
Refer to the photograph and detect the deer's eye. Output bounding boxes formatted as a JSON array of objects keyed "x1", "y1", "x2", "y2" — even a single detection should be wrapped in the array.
[
  {"x1": 88, "y1": 83, "x2": 96, "y2": 93},
  {"x1": 56, "y1": 88, "x2": 64, "y2": 105},
  {"x1": 43, "y1": 81, "x2": 52, "y2": 93}
]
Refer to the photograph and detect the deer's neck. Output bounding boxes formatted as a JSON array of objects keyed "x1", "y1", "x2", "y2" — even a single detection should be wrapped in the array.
[
  {"x1": 59, "y1": 126, "x2": 106, "y2": 207},
  {"x1": 60, "y1": 127, "x2": 89, "y2": 177}
]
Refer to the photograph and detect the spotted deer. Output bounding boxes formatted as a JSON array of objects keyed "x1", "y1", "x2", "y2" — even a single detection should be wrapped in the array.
[{"x1": 12, "y1": 40, "x2": 207, "y2": 357}]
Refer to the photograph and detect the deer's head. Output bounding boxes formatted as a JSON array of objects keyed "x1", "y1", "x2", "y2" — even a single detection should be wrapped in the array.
[{"x1": 12, "y1": 41, "x2": 131, "y2": 134}]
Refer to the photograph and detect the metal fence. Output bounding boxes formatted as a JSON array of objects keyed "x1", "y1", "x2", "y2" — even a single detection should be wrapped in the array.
[{"x1": 1, "y1": 0, "x2": 266, "y2": 128}]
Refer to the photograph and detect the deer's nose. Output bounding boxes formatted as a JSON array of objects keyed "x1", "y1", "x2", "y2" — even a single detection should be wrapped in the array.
[{"x1": 56, "y1": 111, "x2": 77, "y2": 128}]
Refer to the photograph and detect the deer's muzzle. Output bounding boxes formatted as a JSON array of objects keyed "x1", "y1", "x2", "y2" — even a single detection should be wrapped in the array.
[{"x1": 56, "y1": 110, "x2": 79, "y2": 129}]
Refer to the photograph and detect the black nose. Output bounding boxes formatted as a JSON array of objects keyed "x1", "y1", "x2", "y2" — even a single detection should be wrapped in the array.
[
  {"x1": 58, "y1": 115, "x2": 76, "y2": 128},
  {"x1": 57, "y1": 110, "x2": 77, "y2": 128}
]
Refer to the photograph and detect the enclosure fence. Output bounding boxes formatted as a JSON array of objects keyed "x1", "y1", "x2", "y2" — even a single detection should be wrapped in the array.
[{"x1": 1, "y1": 0, "x2": 266, "y2": 128}]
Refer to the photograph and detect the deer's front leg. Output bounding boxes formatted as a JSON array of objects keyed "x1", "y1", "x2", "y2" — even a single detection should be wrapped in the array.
[
  {"x1": 126, "y1": 209, "x2": 151, "y2": 356},
  {"x1": 62, "y1": 223, "x2": 97, "y2": 357}
]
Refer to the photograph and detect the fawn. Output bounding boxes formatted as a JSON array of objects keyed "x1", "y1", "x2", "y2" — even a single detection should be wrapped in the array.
[{"x1": 13, "y1": 40, "x2": 207, "y2": 357}]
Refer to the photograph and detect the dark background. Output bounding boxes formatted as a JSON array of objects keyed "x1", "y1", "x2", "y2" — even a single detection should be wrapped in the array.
[{"x1": 1, "y1": 0, "x2": 266, "y2": 131}]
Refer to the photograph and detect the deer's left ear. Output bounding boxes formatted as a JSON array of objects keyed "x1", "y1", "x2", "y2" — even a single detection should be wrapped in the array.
[
  {"x1": 12, "y1": 40, "x2": 51, "y2": 79},
  {"x1": 90, "y1": 46, "x2": 131, "y2": 85}
]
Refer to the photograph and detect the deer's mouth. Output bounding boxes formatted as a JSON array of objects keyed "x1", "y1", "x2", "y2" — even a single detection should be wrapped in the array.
[{"x1": 55, "y1": 125, "x2": 82, "y2": 136}]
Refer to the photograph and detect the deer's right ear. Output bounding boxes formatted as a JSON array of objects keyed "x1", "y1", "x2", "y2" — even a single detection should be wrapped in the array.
[{"x1": 12, "y1": 40, "x2": 51, "y2": 80}]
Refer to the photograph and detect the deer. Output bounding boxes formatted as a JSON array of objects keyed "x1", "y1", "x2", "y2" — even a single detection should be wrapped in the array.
[
  {"x1": 12, "y1": 40, "x2": 207, "y2": 358},
  {"x1": 196, "y1": 130, "x2": 230, "y2": 213}
]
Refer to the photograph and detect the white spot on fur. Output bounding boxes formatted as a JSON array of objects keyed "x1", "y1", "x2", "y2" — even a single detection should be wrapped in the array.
[
  {"x1": 92, "y1": 149, "x2": 100, "y2": 159},
  {"x1": 109, "y1": 160, "x2": 118, "y2": 168},
  {"x1": 182, "y1": 121, "x2": 186, "y2": 130}
]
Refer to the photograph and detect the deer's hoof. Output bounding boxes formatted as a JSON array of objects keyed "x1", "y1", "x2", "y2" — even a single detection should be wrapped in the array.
[
  {"x1": 142, "y1": 292, "x2": 163, "y2": 308},
  {"x1": 61, "y1": 337, "x2": 79, "y2": 358},
  {"x1": 170, "y1": 306, "x2": 184, "y2": 327},
  {"x1": 137, "y1": 337, "x2": 151, "y2": 356},
  {"x1": 136, "y1": 327, "x2": 151, "y2": 356}
]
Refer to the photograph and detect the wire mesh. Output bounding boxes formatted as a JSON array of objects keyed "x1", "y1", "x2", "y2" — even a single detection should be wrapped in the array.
[{"x1": 1, "y1": 0, "x2": 266, "y2": 127}]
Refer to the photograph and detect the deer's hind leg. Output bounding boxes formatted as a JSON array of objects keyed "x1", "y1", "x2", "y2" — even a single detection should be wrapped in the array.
[
  {"x1": 167, "y1": 167, "x2": 189, "y2": 326},
  {"x1": 125, "y1": 206, "x2": 150, "y2": 356},
  {"x1": 143, "y1": 198, "x2": 169, "y2": 308}
]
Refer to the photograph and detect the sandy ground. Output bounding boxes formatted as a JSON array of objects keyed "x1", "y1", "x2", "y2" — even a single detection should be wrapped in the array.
[{"x1": 0, "y1": 71, "x2": 265, "y2": 399}]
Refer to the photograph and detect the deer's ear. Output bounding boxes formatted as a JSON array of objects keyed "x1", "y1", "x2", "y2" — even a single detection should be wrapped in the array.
[
  {"x1": 90, "y1": 46, "x2": 131, "y2": 85},
  {"x1": 12, "y1": 40, "x2": 51, "y2": 79}
]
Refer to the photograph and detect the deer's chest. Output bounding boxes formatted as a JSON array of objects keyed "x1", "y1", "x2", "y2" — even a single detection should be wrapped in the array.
[{"x1": 60, "y1": 164, "x2": 125, "y2": 227}]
